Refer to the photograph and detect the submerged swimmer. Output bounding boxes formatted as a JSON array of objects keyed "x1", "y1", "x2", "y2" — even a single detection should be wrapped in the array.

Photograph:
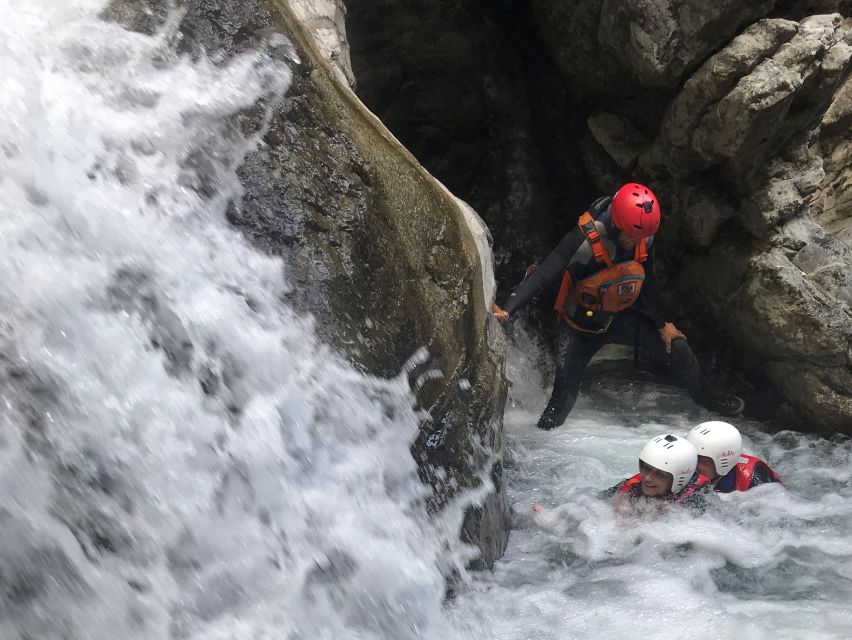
[
  {"x1": 687, "y1": 421, "x2": 783, "y2": 492},
  {"x1": 605, "y1": 434, "x2": 711, "y2": 509}
]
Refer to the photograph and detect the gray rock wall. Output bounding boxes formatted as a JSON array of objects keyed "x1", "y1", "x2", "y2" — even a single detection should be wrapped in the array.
[
  {"x1": 534, "y1": 6, "x2": 852, "y2": 432},
  {"x1": 104, "y1": 0, "x2": 509, "y2": 566},
  {"x1": 344, "y1": 1, "x2": 852, "y2": 433},
  {"x1": 345, "y1": 0, "x2": 592, "y2": 284}
]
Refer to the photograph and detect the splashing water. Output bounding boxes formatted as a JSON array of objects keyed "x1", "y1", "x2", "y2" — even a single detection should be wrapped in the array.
[
  {"x1": 450, "y1": 327, "x2": 852, "y2": 639},
  {"x1": 0, "y1": 3, "x2": 469, "y2": 639}
]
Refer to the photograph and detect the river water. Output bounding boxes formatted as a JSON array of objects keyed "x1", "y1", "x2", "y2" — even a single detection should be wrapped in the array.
[
  {"x1": 2, "y1": 3, "x2": 851, "y2": 640},
  {"x1": 450, "y1": 328, "x2": 852, "y2": 639}
]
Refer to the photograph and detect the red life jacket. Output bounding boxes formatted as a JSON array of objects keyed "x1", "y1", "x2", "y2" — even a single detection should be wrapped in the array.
[
  {"x1": 733, "y1": 454, "x2": 783, "y2": 491},
  {"x1": 618, "y1": 472, "x2": 711, "y2": 502},
  {"x1": 554, "y1": 212, "x2": 648, "y2": 334}
]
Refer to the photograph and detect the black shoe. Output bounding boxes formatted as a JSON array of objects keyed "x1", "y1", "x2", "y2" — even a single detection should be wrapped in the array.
[
  {"x1": 536, "y1": 389, "x2": 575, "y2": 430},
  {"x1": 536, "y1": 411, "x2": 559, "y2": 431},
  {"x1": 708, "y1": 393, "x2": 745, "y2": 417}
]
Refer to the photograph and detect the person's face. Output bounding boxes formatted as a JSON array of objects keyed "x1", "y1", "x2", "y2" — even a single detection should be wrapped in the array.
[
  {"x1": 639, "y1": 460, "x2": 673, "y2": 497},
  {"x1": 616, "y1": 230, "x2": 641, "y2": 251},
  {"x1": 696, "y1": 455, "x2": 718, "y2": 481}
]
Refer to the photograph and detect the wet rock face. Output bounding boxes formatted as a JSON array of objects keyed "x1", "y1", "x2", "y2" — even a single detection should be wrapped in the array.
[
  {"x1": 104, "y1": 0, "x2": 508, "y2": 565},
  {"x1": 345, "y1": 0, "x2": 594, "y2": 283},
  {"x1": 644, "y1": 15, "x2": 852, "y2": 433},
  {"x1": 597, "y1": 0, "x2": 778, "y2": 90},
  {"x1": 345, "y1": 2, "x2": 852, "y2": 432},
  {"x1": 812, "y1": 73, "x2": 852, "y2": 245}
]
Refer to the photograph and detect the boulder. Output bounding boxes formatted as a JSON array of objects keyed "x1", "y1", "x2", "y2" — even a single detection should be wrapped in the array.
[
  {"x1": 812, "y1": 68, "x2": 852, "y2": 244},
  {"x1": 105, "y1": 0, "x2": 509, "y2": 566},
  {"x1": 598, "y1": 0, "x2": 778, "y2": 89},
  {"x1": 651, "y1": 15, "x2": 852, "y2": 184},
  {"x1": 593, "y1": 11, "x2": 852, "y2": 432},
  {"x1": 345, "y1": 0, "x2": 567, "y2": 284}
]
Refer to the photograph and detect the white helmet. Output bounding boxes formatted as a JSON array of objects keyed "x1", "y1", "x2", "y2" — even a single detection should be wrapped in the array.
[
  {"x1": 638, "y1": 434, "x2": 698, "y2": 495},
  {"x1": 687, "y1": 421, "x2": 742, "y2": 477}
]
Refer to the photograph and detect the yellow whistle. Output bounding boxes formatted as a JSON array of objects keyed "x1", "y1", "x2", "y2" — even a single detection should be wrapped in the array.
[{"x1": 586, "y1": 310, "x2": 593, "y2": 317}]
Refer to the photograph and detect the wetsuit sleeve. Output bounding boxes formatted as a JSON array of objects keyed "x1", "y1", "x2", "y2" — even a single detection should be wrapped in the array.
[
  {"x1": 501, "y1": 227, "x2": 585, "y2": 316},
  {"x1": 636, "y1": 245, "x2": 667, "y2": 329}
]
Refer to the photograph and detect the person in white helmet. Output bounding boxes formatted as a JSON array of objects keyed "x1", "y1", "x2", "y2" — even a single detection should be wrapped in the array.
[
  {"x1": 605, "y1": 434, "x2": 712, "y2": 506},
  {"x1": 686, "y1": 421, "x2": 782, "y2": 492}
]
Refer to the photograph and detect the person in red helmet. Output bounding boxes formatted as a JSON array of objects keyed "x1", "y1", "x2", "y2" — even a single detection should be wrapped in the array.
[{"x1": 493, "y1": 183, "x2": 745, "y2": 430}]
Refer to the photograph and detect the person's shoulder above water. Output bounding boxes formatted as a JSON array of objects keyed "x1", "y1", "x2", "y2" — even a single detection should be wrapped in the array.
[
  {"x1": 687, "y1": 421, "x2": 783, "y2": 493},
  {"x1": 606, "y1": 434, "x2": 712, "y2": 510}
]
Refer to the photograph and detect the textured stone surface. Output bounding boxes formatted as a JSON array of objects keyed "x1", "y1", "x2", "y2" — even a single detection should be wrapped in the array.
[
  {"x1": 105, "y1": 0, "x2": 509, "y2": 566},
  {"x1": 587, "y1": 112, "x2": 650, "y2": 173},
  {"x1": 598, "y1": 0, "x2": 778, "y2": 89},
  {"x1": 289, "y1": 0, "x2": 355, "y2": 86},
  {"x1": 345, "y1": 0, "x2": 592, "y2": 284},
  {"x1": 655, "y1": 18, "x2": 799, "y2": 175},
  {"x1": 812, "y1": 67, "x2": 852, "y2": 244},
  {"x1": 599, "y1": 12, "x2": 852, "y2": 433}
]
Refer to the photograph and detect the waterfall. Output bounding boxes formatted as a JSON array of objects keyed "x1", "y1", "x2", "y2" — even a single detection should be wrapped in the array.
[{"x1": 0, "y1": 3, "x2": 466, "y2": 638}]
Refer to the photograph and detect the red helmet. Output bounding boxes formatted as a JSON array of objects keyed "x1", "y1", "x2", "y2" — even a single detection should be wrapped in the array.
[{"x1": 611, "y1": 183, "x2": 660, "y2": 238}]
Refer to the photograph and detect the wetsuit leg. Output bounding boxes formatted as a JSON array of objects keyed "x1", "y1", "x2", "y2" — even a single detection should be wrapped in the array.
[
  {"x1": 607, "y1": 311, "x2": 709, "y2": 403},
  {"x1": 667, "y1": 339, "x2": 711, "y2": 403},
  {"x1": 538, "y1": 322, "x2": 603, "y2": 430}
]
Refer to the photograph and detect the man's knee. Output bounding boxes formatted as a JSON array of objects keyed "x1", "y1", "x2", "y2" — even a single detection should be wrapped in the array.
[{"x1": 670, "y1": 338, "x2": 697, "y2": 370}]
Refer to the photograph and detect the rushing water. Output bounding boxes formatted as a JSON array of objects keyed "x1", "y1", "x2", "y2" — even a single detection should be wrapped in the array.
[
  {"x1": 0, "y1": 3, "x2": 469, "y2": 639},
  {"x1": 450, "y1": 327, "x2": 852, "y2": 640},
  {"x1": 4, "y1": 3, "x2": 852, "y2": 640}
]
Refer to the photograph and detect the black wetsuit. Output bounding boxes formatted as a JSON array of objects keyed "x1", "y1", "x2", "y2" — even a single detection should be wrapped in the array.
[{"x1": 502, "y1": 198, "x2": 711, "y2": 429}]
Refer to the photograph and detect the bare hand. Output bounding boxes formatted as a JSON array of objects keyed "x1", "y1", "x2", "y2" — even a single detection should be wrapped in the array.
[
  {"x1": 658, "y1": 322, "x2": 686, "y2": 353},
  {"x1": 492, "y1": 304, "x2": 510, "y2": 325}
]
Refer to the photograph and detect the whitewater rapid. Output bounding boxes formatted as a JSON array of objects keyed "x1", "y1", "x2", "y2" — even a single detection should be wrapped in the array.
[
  {"x1": 0, "y1": 3, "x2": 469, "y2": 639},
  {"x1": 450, "y1": 327, "x2": 852, "y2": 640}
]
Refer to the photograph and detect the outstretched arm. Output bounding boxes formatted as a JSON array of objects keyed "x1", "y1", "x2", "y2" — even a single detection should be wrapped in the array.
[{"x1": 494, "y1": 227, "x2": 584, "y2": 322}]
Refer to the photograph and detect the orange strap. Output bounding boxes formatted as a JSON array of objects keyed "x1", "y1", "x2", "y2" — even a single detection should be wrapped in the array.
[
  {"x1": 618, "y1": 474, "x2": 642, "y2": 493},
  {"x1": 577, "y1": 212, "x2": 613, "y2": 267},
  {"x1": 634, "y1": 238, "x2": 647, "y2": 262},
  {"x1": 553, "y1": 271, "x2": 572, "y2": 313}
]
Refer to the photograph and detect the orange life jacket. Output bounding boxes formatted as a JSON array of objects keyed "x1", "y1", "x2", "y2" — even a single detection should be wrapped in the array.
[
  {"x1": 554, "y1": 212, "x2": 648, "y2": 334},
  {"x1": 733, "y1": 454, "x2": 784, "y2": 491},
  {"x1": 618, "y1": 472, "x2": 711, "y2": 503}
]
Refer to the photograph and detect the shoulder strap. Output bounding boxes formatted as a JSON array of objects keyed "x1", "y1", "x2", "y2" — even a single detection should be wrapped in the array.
[
  {"x1": 634, "y1": 237, "x2": 648, "y2": 263},
  {"x1": 577, "y1": 212, "x2": 613, "y2": 267},
  {"x1": 618, "y1": 474, "x2": 642, "y2": 494}
]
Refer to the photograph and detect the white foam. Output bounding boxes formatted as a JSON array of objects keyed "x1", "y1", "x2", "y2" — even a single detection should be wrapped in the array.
[
  {"x1": 450, "y1": 327, "x2": 852, "y2": 639},
  {"x1": 0, "y1": 4, "x2": 467, "y2": 639}
]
